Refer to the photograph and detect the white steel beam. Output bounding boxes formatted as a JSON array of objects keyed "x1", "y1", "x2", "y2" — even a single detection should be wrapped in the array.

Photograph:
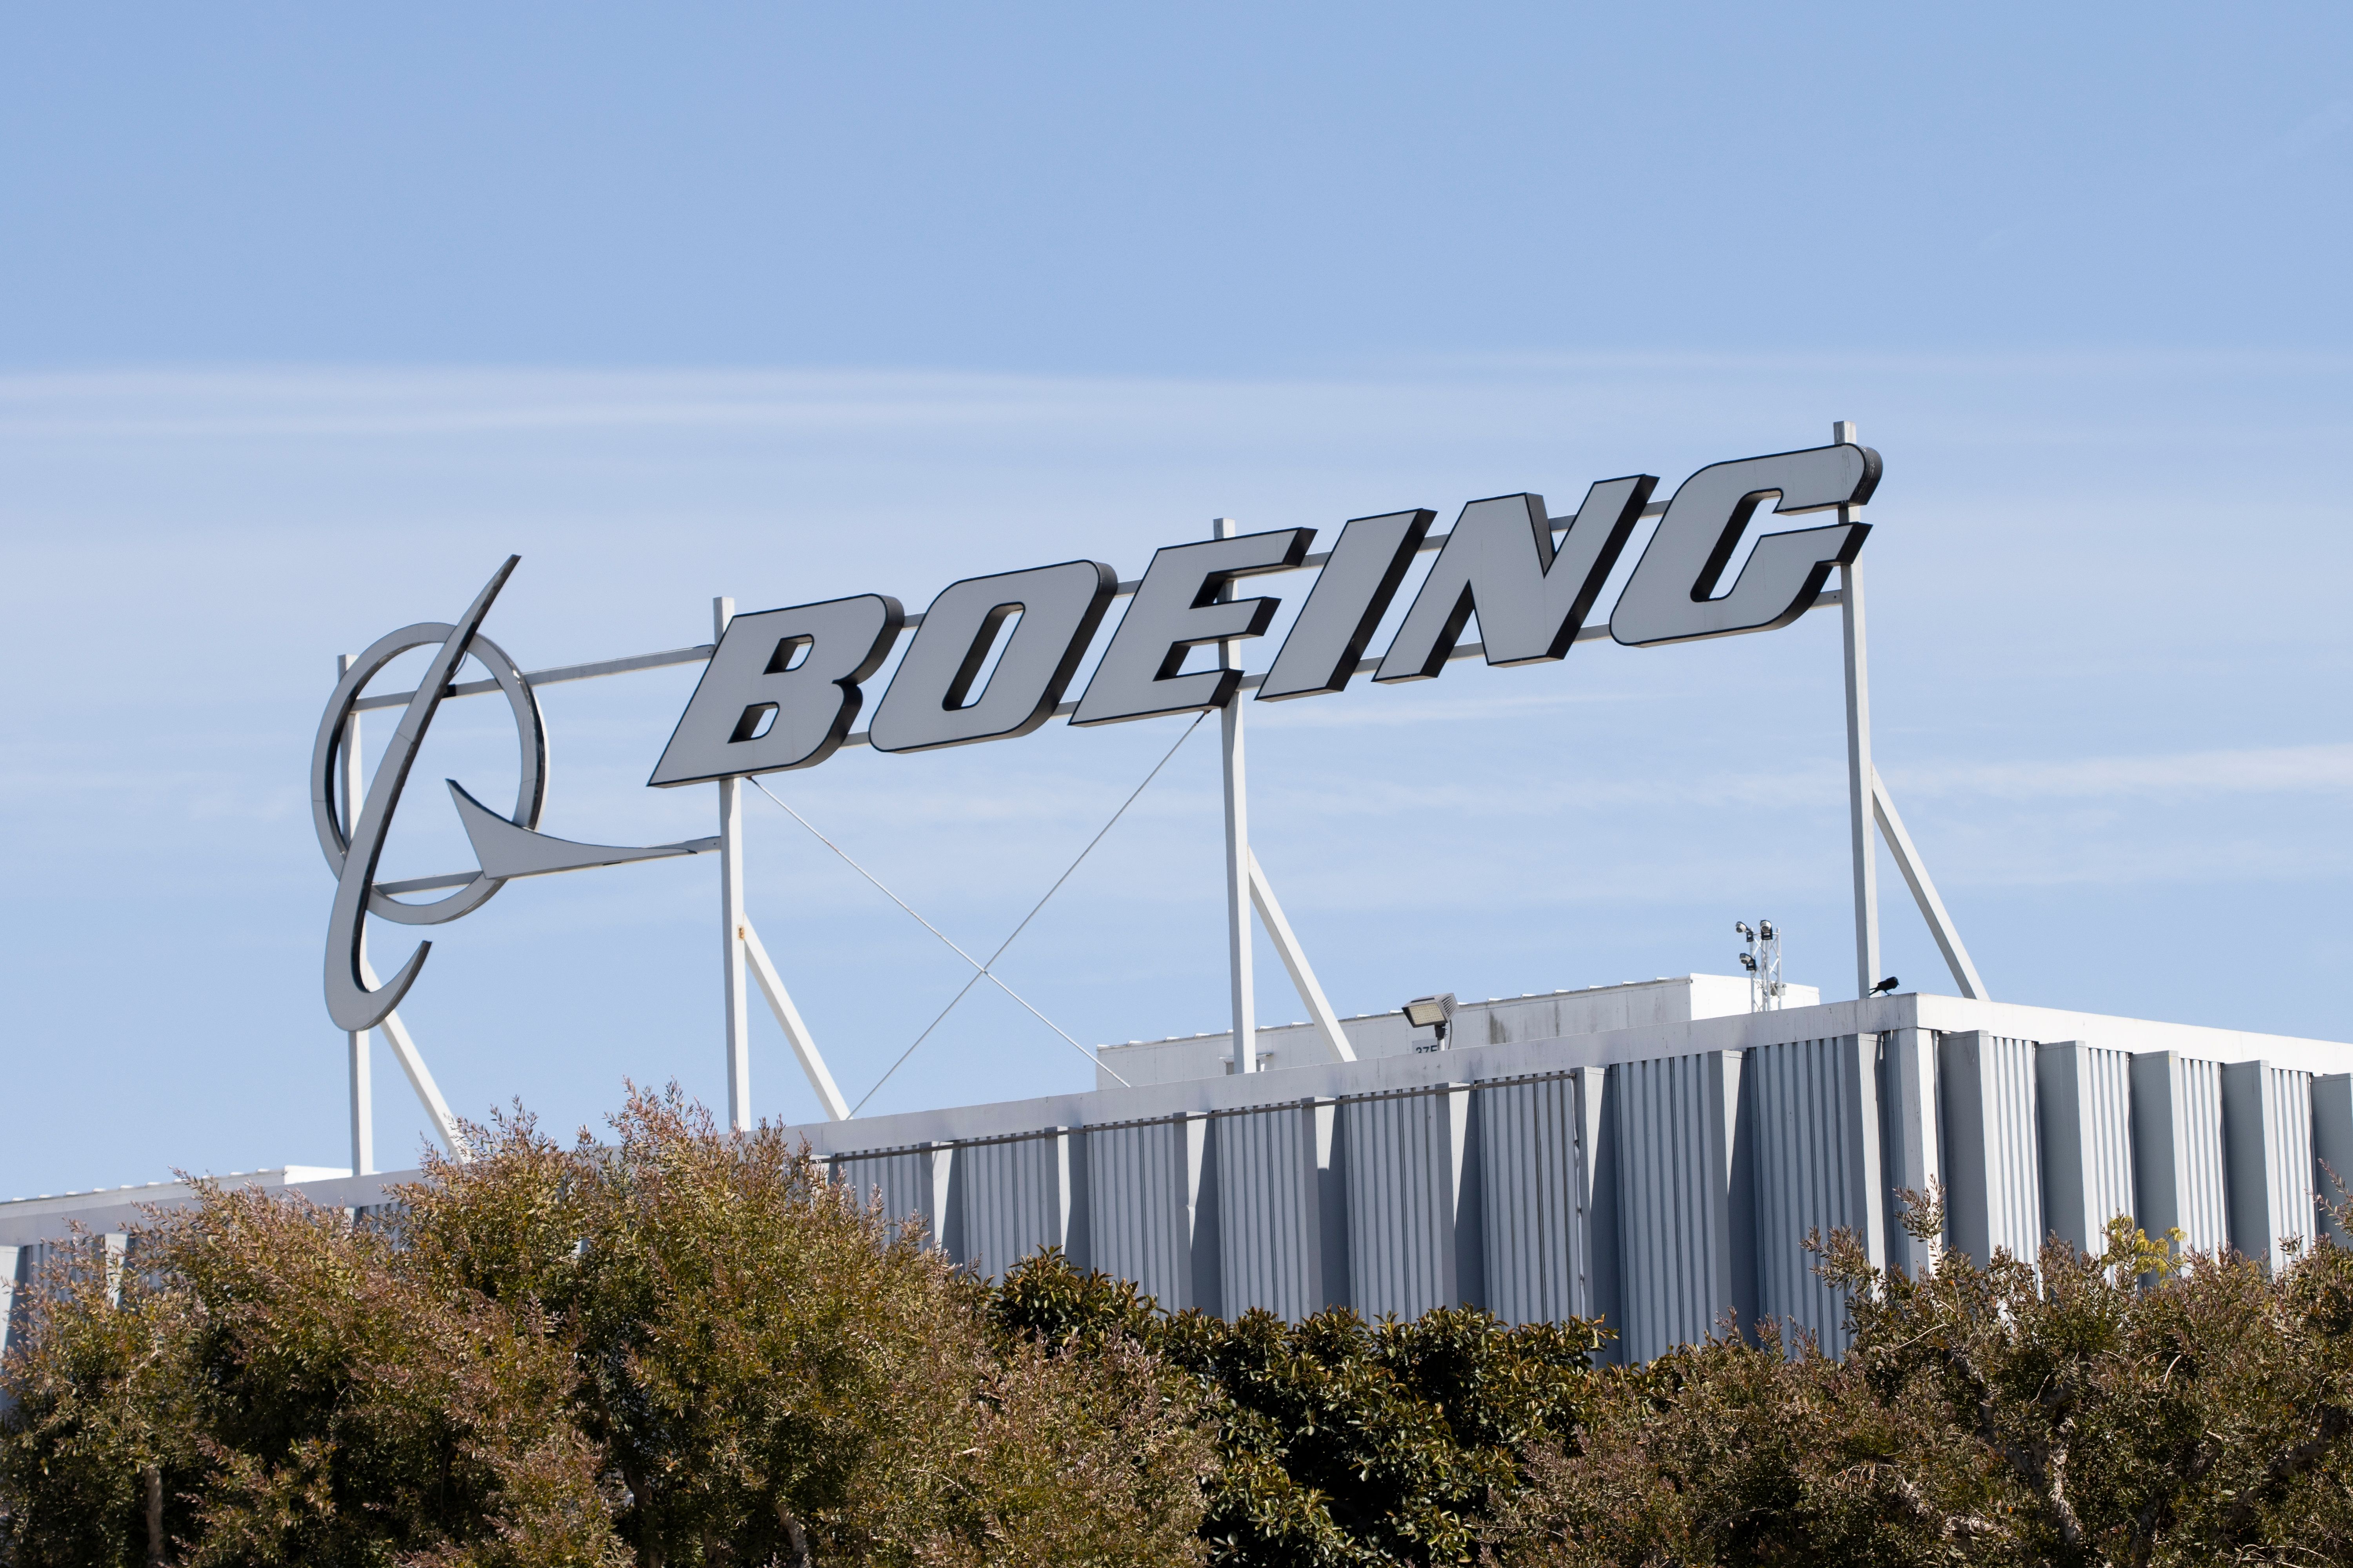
[
  {"x1": 372, "y1": 1001, "x2": 467, "y2": 1159},
  {"x1": 716, "y1": 597, "x2": 754, "y2": 1133},
  {"x1": 341, "y1": 650, "x2": 464, "y2": 1162},
  {"x1": 1836, "y1": 420, "x2": 1881, "y2": 1001},
  {"x1": 1246, "y1": 850, "x2": 1355, "y2": 1063},
  {"x1": 1871, "y1": 767, "x2": 1988, "y2": 1001},
  {"x1": 741, "y1": 919, "x2": 851, "y2": 1121},
  {"x1": 348, "y1": 1030, "x2": 374, "y2": 1176},
  {"x1": 338, "y1": 653, "x2": 375, "y2": 1176},
  {"x1": 1215, "y1": 518, "x2": 1258, "y2": 1074}
]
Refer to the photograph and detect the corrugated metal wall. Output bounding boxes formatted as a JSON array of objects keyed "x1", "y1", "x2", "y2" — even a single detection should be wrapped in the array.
[
  {"x1": 1749, "y1": 1036, "x2": 1881, "y2": 1353},
  {"x1": 2038, "y1": 1042, "x2": 2136, "y2": 1254},
  {"x1": 2318, "y1": 1074, "x2": 2353, "y2": 1249},
  {"x1": 1213, "y1": 1099, "x2": 1339, "y2": 1322},
  {"x1": 1085, "y1": 1113, "x2": 1209, "y2": 1311},
  {"x1": 832, "y1": 1141, "x2": 956, "y2": 1253},
  {"x1": 2267, "y1": 1067, "x2": 2317, "y2": 1260},
  {"x1": 1612, "y1": 1050, "x2": 1752, "y2": 1363},
  {"x1": 1475, "y1": 1072, "x2": 1593, "y2": 1326},
  {"x1": 1940, "y1": 1032, "x2": 2043, "y2": 1266},
  {"x1": 2133, "y1": 1052, "x2": 2230, "y2": 1256},
  {"x1": 2223, "y1": 1063, "x2": 2316, "y2": 1271},
  {"x1": 957, "y1": 1128, "x2": 1076, "y2": 1282},
  {"x1": 1877, "y1": 1027, "x2": 1942, "y2": 1278},
  {"x1": 802, "y1": 1029, "x2": 2342, "y2": 1363},
  {"x1": 1342, "y1": 1085, "x2": 1476, "y2": 1321},
  {"x1": 0, "y1": 1243, "x2": 43, "y2": 1364}
]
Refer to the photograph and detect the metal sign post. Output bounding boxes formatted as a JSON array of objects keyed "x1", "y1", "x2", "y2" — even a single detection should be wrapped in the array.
[
  {"x1": 339, "y1": 654, "x2": 374, "y2": 1176},
  {"x1": 1837, "y1": 421, "x2": 1881, "y2": 1001},
  {"x1": 715, "y1": 596, "x2": 753, "y2": 1130},
  {"x1": 713, "y1": 597, "x2": 851, "y2": 1126},
  {"x1": 1216, "y1": 518, "x2": 1259, "y2": 1074},
  {"x1": 1833, "y1": 421, "x2": 1987, "y2": 1002},
  {"x1": 334, "y1": 653, "x2": 468, "y2": 1167},
  {"x1": 1214, "y1": 518, "x2": 1357, "y2": 1073}
]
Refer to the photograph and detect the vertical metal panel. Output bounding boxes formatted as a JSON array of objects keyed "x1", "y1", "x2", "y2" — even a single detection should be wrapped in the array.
[
  {"x1": 2132, "y1": 1052, "x2": 2230, "y2": 1255},
  {"x1": 1574, "y1": 1065, "x2": 1622, "y2": 1358},
  {"x1": 1214, "y1": 1099, "x2": 1337, "y2": 1322},
  {"x1": 1751, "y1": 1036, "x2": 1882, "y2": 1354},
  {"x1": 1345, "y1": 1085, "x2": 1475, "y2": 1321},
  {"x1": 0, "y1": 1246, "x2": 21, "y2": 1367},
  {"x1": 1085, "y1": 1113, "x2": 1209, "y2": 1311},
  {"x1": 832, "y1": 1142, "x2": 956, "y2": 1251},
  {"x1": 2315, "y1": 1074, "x2": 2353, "y2": 1248},
  {"x1": 1878, "y1": 1027, "x2": 1942, "y2": 1276},
  {"x1": 1611, "y1": 1050, "x2": 1752, "y2": 1364},
  {"x1": 1475, "y1": 1072, "x2": 1591, "y2": 1327},
  {"x1": 2037, "y1": 1042, "x2": 2137, "y2": 1255},
  {"x1": 957, "y1": 1128, "x2": 1073, "y2": 1283},
  {"x1": 2269, "y1": 1068, "x2": 2317, "y2": 1262},
  {"x1": 1939, "y1": 1032, "x2": 2043, "y2": 1266},
  {"x1": 2222, "y1": 1062, "x2": 2317, "y2": 1271}
]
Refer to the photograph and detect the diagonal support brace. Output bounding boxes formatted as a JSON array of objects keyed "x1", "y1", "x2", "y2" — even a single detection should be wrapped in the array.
[
  {"x1": 742, "y1": 919, "x2": 850, "y2": 1121},
  {"x1": 1871, "y1": 766, "x2": 1988, "y2": 1001},
  {"x1": 376, "y1": 1008, "x2": 470, "y2": 1159},
  {"x1": 353, "y1": 936, "x2": 469, "y2": 1160},
  {"x1": 1247, "y1": 850, "x2": 1355, "y2": 1063}
]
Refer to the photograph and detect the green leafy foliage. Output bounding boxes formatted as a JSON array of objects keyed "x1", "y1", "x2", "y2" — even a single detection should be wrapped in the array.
[
  {"x1": 1484, "y1": 1193, "x2": 2353, "y2": 1566},
  {"x1": 0, "y1": 1088, "x2": 1211, "y2": 1568},
  {"x1": 989, "y1": 1251, "x2": 1605, "y2": 1566}
]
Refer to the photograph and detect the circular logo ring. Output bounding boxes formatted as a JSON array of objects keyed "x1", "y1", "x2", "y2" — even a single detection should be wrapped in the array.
[{"x1": 309, "y1": 621, "x2": 548, "y2": 927}]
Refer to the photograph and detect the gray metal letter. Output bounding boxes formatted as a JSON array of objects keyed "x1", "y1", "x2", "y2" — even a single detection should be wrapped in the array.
[
  {"x1": 1378, "y1": 480, "x2": 1654, "y2": 680},
  {"x1": 1256, "y1": 510, "x2": 1433, "y2": 700},
  {"x1": 1609, "y1": 443, "x2": 1880, "y2": 647},
  {"x1": 1070, "y1": 528, "x2": 1312, "y2": 725},
  {"x1": 649, "y1": 594, "x2": 904, "y2": 785},
  {"x1": 870, "y1": 561, "x2": 1117, "y2": 752}
]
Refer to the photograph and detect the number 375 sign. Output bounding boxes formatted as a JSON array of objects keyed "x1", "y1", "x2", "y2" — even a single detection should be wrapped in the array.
[{"x1": 316, "y1": 440, "x2": 1879, "y2": 1033}]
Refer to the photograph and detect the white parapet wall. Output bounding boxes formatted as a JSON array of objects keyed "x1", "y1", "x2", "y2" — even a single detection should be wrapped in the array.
[
  {"x1": 1096, "y1": 974, "x2": 1816, "y2": 1087},
  {"x1": 3, "y1": 992, "x2": 2349, "y2": 1365}
]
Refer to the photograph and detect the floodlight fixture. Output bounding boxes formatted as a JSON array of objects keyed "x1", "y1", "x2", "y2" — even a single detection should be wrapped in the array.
[{"x1": 1403, "y1": 992, "x2": 1457, "y2": 1046}]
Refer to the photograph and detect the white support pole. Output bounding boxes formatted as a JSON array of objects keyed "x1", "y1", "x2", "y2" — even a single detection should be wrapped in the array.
[
  {"x1": 1247, "y1": 850, "x2": 1355, "y2": 1063},
  {"x1": 1837, "y1": 420, "x2": 1881, "y2": 1001},
  {"x1": 1215, "y1": 518, "x2": 1257, "y2": 1074},
  {"x1": 741, "y1": 920, "x2": 850, "y2": 1120},
  {"x1": 716, "y1": 596, "x2": 753, "y2": 1133},
  {"x1": 338, "y1": 653, "x2": 375, "y2": 1176},
  {"x1": 347, "y1": 1029, "x2": 374, "y2": 1176},
  {"x1": 0, "y1": 1246, "x2": 20, "y2": 1361},
  {"x1": 1871, "y1": 768, "x2": 1988, "y2": 1001}
]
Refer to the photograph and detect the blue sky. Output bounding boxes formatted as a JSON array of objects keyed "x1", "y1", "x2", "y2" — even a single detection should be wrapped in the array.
[{"x1": 2, "y1": 6, "x2": 2348, "y2": 1194}]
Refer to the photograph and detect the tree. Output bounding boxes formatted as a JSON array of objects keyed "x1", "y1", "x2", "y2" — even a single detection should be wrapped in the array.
[
  {"x1": 988, "y1": 1251, "x2": 1605, "y2": 1566},
  {"x1": 1483, "y1": 1193, "x2": 2353, "y2": 1567},
  {"x1": 0, "y1": 1087, "x2": 1213, "y2": 1568}
]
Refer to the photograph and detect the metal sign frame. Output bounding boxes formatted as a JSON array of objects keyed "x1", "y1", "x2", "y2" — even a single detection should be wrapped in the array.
[{"x1": 319, "y1": 422, "x2": 1983, "y2": 1173}]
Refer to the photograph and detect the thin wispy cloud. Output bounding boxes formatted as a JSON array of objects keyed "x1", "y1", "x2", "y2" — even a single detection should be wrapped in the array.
[{"x1": 1889, "y1": 745, "x2": 2353, "y2": 803}]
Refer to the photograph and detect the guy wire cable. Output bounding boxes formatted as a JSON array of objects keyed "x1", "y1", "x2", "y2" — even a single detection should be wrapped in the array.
[
  {"x1": 749, "y1": 707, "x2": 1207, "y2": 1112},
  {"x1": 748, "y1": 774, "x2": 1124, "y2": 1087}
]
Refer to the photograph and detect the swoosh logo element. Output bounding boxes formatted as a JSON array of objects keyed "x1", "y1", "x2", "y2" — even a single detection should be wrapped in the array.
[{"x1": 324, "y1": 557, "x2": 518, "y2": 1031}]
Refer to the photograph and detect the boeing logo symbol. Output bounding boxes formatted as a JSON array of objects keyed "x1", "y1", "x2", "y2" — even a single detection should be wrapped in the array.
[{"x1": 312, "y1": 557, "x2": 716, "y2": 1032}]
